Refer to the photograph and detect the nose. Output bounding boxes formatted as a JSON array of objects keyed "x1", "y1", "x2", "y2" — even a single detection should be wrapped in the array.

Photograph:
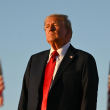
[{"x1": 49, "y1": 24, "x2": 55, "y2": 31}]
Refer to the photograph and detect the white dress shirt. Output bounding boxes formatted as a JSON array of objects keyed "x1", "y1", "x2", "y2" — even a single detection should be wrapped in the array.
[{"x1": 47, "y1": 42, "x2": 70, "y2": 80}]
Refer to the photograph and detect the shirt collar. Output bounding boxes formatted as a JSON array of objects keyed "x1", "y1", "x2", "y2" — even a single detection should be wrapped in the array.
[{"x1": 49, "y1": 42, "x2": 70, "y2": 58}]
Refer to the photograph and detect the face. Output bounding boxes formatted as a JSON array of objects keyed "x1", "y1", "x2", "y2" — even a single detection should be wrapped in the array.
[{"x1": 44, "y1": 17, "x2": 70, "y2": 47}]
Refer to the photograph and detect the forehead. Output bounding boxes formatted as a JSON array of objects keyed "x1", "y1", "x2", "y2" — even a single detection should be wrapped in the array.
[{"x1": 45, "y1": 16, "x2": 64, "y2": 24}]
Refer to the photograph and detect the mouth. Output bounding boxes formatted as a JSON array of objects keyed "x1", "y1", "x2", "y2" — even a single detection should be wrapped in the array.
[{"x1": 49, "y1": 33, "x2": 55, "y2": 36}]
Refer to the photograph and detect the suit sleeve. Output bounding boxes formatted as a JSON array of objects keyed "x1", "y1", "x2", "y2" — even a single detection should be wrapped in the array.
[
  {"x1": 81, "y1": 55, "x2": 99, "y2": 110},
  {"x1": 18, "y1": 56, "x2": 32, "y2": 110}
]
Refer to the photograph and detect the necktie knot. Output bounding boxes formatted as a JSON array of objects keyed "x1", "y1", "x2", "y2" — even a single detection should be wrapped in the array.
[
  {"x1": 51, "y1": 51, "x2": 59, "y2": 61},
  {"x1": 51, "y1": 51, "x2": 59, "y2": 57}
]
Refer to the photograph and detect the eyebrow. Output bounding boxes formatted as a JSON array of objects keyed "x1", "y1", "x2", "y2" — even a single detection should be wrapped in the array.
[{"x1": 53, "y1": 21, "x2": 59, "y2": 24}]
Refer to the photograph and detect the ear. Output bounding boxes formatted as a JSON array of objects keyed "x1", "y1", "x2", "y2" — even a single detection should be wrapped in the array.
[{"x1": 66, "y1": 30, "x2": 71, "y2": 37}]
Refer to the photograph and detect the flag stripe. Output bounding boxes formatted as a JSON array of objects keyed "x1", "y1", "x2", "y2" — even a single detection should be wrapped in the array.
[
  {"x1": 108, "y1": 62, "x2": 110, "y2": 110},
  {"x1": 0, "y1": 60, "x2": 4, "y2": 107}
]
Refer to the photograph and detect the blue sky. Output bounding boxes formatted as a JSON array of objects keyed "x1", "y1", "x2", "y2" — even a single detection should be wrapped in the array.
[{"x1": 0, "y1": 1, "x2": 110, "y2": 110}]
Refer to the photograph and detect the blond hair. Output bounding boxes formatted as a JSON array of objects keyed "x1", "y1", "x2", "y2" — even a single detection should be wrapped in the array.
[{"x1": 44, "y1": 14, "x2": 73, "y2": 39}]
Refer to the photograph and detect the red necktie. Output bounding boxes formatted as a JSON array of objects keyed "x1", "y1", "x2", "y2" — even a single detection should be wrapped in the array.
[{"x1": 41, "y1": 51, "x2": 59, "y2": 110}]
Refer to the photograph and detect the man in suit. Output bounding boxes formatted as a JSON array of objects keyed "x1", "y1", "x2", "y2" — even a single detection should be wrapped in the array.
[{"x1": 18, "y1": 14, "x2": 99, "y2": 110}]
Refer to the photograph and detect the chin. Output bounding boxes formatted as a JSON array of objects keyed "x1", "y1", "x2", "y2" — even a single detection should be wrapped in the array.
[
  {"x1": 47, "y1": 40, "x2": 55, "y2": 45},
  {"x1": 47, "y1": 38, "x2": 55, "y2": 42},
  {"x1": 47, "y1": 40, "x2": 54, "y2": 44}
]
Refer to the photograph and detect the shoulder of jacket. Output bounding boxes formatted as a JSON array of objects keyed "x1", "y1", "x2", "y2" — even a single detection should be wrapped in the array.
[{"x1": 31, "y1": 49, "x2": 50, "y2": 58}]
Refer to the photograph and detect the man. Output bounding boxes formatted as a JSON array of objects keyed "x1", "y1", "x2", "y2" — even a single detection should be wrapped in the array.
[{"x1": 18, "y1": 14, "x2": 99, "y2": 110}]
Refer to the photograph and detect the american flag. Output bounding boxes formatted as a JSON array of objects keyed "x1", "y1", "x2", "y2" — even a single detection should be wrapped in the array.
[
  {"x1": 0, "y1": 59, "x2": 4, "y2": 106},
  {"x1": 108, "y1": 62, "x2": 110, "y2": 110}
]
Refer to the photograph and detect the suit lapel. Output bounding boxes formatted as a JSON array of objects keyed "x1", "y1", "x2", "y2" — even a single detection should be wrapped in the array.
[
  {"x1": 28, "y1": 50, "x2": 50, "y2": 109},
  {"x1": 37, "y1": 50, "x2": 50, "y2": 82},
  {"x1": 30, "y1": 50, "x2": 50, "y2": 95},
  {"x1": 51, "y1": 45, "x2": 77, "y2": 88}
]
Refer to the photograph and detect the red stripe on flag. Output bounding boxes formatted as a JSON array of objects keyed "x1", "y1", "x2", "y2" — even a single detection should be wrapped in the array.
[
  {"x1": 0, "y1": 76, "x2": 4, "y2": 95},
  {"x1": 108, "y1": 63, "x2": 110, "y2": 110},
  {"x1": 0, "y1": 96, "x2": 3, "y2": 106}
]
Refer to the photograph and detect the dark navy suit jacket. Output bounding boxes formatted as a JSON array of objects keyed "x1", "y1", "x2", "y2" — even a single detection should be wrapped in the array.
[{"x1": 18, "y1": 44, "x2": 99, "y2": 110}]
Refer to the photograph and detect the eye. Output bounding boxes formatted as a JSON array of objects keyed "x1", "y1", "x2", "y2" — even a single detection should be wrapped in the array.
[
  {"x1": 54, "y1": 23, "x2": 59, "y2": 26},
  {"x1": 45, "y1": 25, "x2": 49, "y2": 28},
  {"x1": 54, "y1": 25, "x2": 58, "y2": 26}
]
